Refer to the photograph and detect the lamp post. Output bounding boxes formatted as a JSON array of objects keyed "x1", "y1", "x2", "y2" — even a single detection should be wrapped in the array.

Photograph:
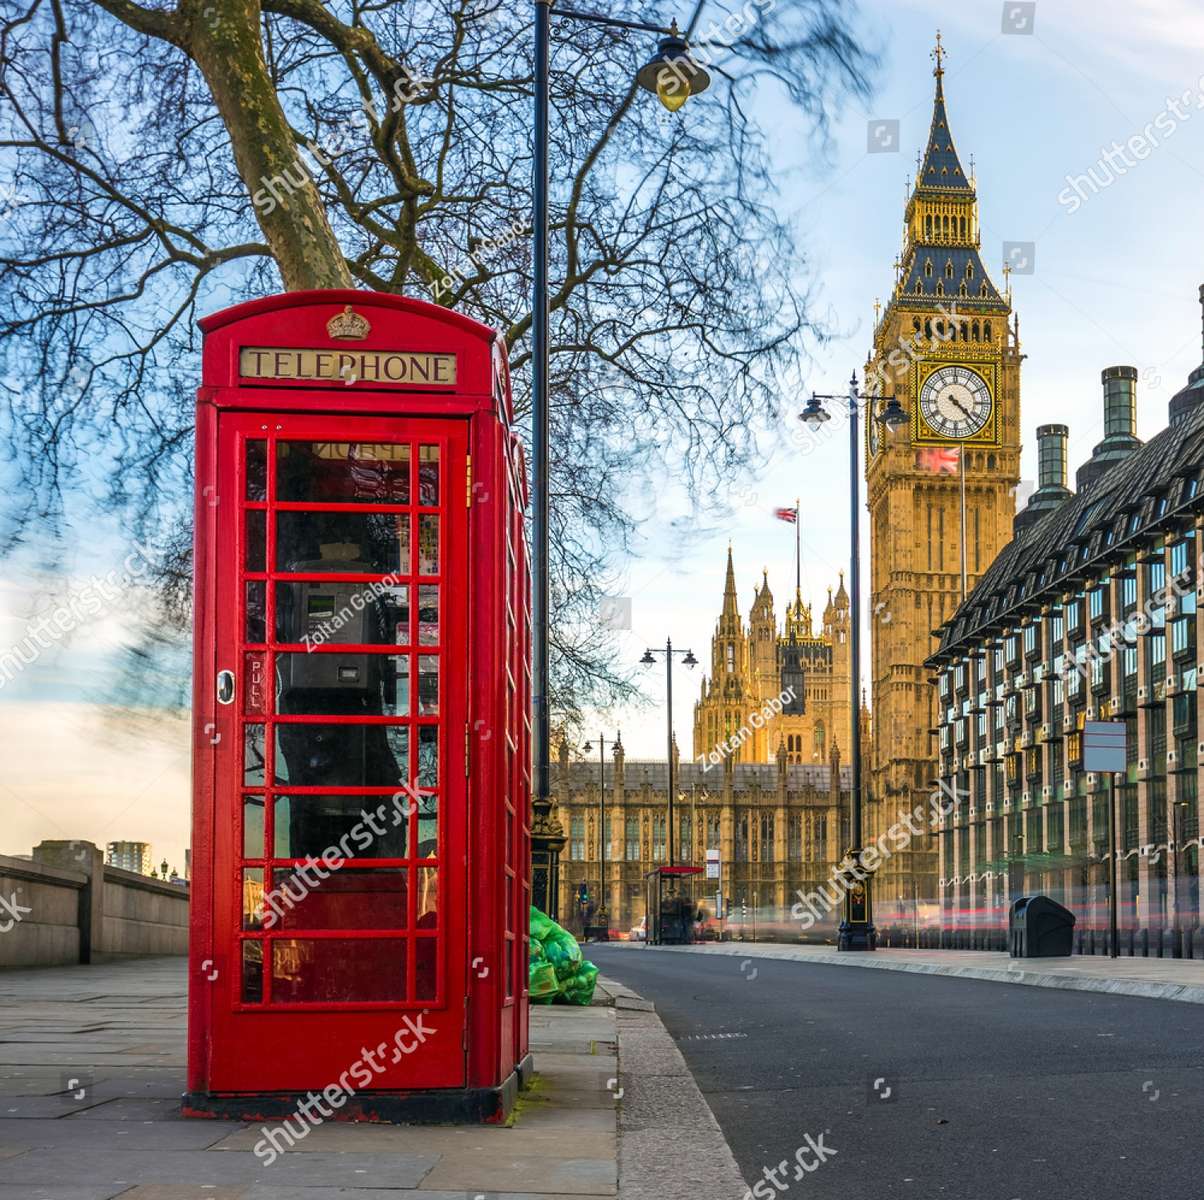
[
  {"x1": 582, "y1": 733, "x2": 616, "y2": 939},
  {"x1": 800, "y1": 373, "x2": 907, "y2": 952},
  {"x1": 640, "y1": 640, "x2": 698, "y2": 869},
  {"x1": 530, "y1": 6, "x2": 710, "y2": 916}
]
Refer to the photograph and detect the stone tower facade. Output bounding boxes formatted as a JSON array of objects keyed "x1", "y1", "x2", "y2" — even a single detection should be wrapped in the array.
[
  {"x1": 864, "y1": 38, "x2": 1022, "y2": 907},
  {"x1": 692, "y1": 549, "x2": 852, "y2": 767}
]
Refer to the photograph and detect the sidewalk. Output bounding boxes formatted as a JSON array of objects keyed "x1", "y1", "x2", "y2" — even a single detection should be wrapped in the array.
[
  {"x1": 0, "y1": 957, "x2": 619, "y2": 1199},
  {"x1": 603, "y1": 939, "x2": 1204, "y2": 1004}
]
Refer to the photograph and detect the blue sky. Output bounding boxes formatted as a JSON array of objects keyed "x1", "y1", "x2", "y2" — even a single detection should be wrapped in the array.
[{"x1": 4, "y1": 0, "x2": 1204, "y2": 864}]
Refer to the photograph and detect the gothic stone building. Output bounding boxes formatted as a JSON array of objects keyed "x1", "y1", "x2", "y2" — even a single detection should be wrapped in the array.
[
  {"x1": 692, "y1": 549, "x2": 853, "y2": 768},
  {"x1": 552, "y1": 737, "x2": 851, "y2": 936},
  {"x1": 930, "y1": 285, "x2": 1204, "y2": 956}
]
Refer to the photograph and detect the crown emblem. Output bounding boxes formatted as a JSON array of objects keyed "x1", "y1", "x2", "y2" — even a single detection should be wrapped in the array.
[{"x1": 326, "y1": 305, "x2": 371, "y2": 340}]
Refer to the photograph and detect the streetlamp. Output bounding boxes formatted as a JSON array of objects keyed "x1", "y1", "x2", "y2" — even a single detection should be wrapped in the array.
[
  {"x1": 530, "y1": 6, "x2": 710, "y2": 916},
  {"x1": 582, "y1": 733, "x2": 617, "y2": 939},
  {"x1": 800, "y1": 372, "x2": 906, "y2": 951},
  {"x1": 639, "y1": 640, "x2": 698, "y2": 868}
]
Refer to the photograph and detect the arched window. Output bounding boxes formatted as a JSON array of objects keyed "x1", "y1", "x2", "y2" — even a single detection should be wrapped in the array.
[
  {"x1": 936, "y1": 281, "x2": 944, "y2": 296},
  {"x1": 814, "y1": 722, "x2": 825, "y2": 754},
  {"x1": 960, "y1": 320, "x2": 969, "y2": 339},
  {"x1": 924, "y1": 318, "x2": 932, "y2": 340},
  {"x1": 984, "y1": 321, "x2": 992, "y2": 340},
  {"x1": 914, "y1": 281, "x2": 923, "y2": 295},
  {"x1": 966, "y1": 261, "x2": 975, "y2": 279},
  {"x1": 959, "y1": 216, "x2": 967, "y2": 238},
  {"x1": 924, "y1": 259, "x2": 933, "y2": 278},
  {"x1": 945, "y1": 260, "x2": 954, "y2": 278},
  {"x1": 959, "y1": 283, "x2": 968, "y2": 298},
  {"x1": 913, "y1": 317, "x2": 922, "y2": 334},
  {"x1": 987, "y1": 453, "x2": 997, "y2": 470},
  {"x1": 925, "y1": 215, "x2": 932, "y2": 237},
  {"x1": 980, "y1": 282, "x2": 989, "y2": 297},
  {"x1": 935, "y1": 320, "x2": 944, "y2": 338},
  {"x1": 972, "y1": 319, "x2": 980, "y2": 340}
]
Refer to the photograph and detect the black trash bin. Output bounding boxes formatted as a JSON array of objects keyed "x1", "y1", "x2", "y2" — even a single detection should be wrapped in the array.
[{"x1": 1009, "y1": 894, "x2": 1075, "y2": 958}]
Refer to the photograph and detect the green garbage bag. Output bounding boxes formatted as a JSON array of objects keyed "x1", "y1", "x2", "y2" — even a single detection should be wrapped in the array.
[{"x1": 528, "y1": 906, "x2": 599, "y2": 1005}]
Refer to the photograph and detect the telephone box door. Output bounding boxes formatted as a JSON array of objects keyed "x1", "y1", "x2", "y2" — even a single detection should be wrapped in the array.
[{"x1": 208, "y1": 410, "x2": 468, "y2": 1092}]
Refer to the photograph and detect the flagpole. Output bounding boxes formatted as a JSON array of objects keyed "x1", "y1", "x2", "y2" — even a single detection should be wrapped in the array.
[
  {"x1": 959, "y1": 446, "x2": 967, "y2": 601},
  {"x1": 795, "y1": 496, "x2": 801, "y2": 597}
]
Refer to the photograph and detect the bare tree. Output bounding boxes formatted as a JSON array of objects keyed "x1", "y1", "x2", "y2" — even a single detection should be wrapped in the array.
[{"x1": 0, "y1": 0, "x2": 872, "y2": 724}]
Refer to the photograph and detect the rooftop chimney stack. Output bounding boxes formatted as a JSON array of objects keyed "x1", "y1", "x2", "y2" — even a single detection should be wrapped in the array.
[
  {"x1": 1015, "y1": 423, "x2": 1072, "y2": 535},
  {"x1": 1168, "y1": 285, "x2": 1204, "y2": 425},
  {"x1": 1076, "y1": 365, "x2": 1142, "y2": 490}
]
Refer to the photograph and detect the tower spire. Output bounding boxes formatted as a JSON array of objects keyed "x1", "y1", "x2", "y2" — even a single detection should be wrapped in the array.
[{"x1": 931, "y1": 28, "x2": 945, "y2": 88}]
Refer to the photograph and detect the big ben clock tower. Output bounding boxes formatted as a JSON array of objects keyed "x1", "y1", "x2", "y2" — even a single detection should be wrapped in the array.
[{"x1": 865, "y1": 34, "x2": 1022, "y2": 911}]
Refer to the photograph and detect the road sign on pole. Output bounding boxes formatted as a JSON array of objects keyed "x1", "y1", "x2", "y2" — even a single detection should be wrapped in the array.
[{"x1": 1083, "y1": 721, "x2": 1126, "y2": 958}]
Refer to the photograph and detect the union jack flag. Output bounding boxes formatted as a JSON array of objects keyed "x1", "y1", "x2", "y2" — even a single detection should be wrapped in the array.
[
  {"x1": 774, "y1": 506, "x2": 798, "y2": 523},
  {"x1": 915, "y1": 446, "x2": 960, "y2": 475}
]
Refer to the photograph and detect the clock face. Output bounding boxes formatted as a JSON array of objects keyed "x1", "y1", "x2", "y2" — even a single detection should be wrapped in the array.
[
  {"x1": 918, "y1": 365, "x2": 992, "y2": 439},
  {"x1": 868, "y1": 408, "x2": 880, "y2": 456}
]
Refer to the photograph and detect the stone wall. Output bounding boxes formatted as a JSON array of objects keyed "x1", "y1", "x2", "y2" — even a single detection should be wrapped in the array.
[{"x1": 0, "y1": 841, "x2": 189, "y2": 968}]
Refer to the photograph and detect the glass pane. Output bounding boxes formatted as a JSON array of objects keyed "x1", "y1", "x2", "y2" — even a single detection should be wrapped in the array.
[
  {"x1": 276, "y1": 442, "x2": 410, "y2": 504},
  {"x1": 274, "y1": 794, "x2": 408, "y2": 860},
  {"x1": 245, "y1": 581, "x2": 266, "y2": 643},
  {"x1": 416, "y1": 937, "x2": 437, "y2": 1001},
  {"x1": 418, "y1": 514, "x2": 439, "y2": 575},
  {"x1": 418, "y1": 445, "x2": 439, "y2": 506},
  {"x1": 417, "y1": 866, "x2": 438, "y2": 925},
  {"x1": 274, "y1": 723, "x2": 408, "y2": 787},
  {"x1": 276, "y1": 652, "x2": 409, "y2": 717},
  {"x1": 416, "y1": 790, "x2": 437, "y2": 859},
  {"x1": 417, "y1": 656, "x2": 438, "y2": 715},
  {"x1": 245, "y1": 439, "x2": 267, "y2": 501},
  {"x1": 245, "y1": 510, "x2": 266, "y2": 571},
  {"x1": 242, "y1": 868, "x2": 265, "y2": 930},
  {"x1": 275, "y1": 582, "x2": 409, "y2": 646},
  {"x1": 241, "y1": 940, "x2": 263, "y2": 1003},
  {"x1": 244, "y1": 725, "x2": 266, "y2": 785},
  {"x1": 271, "y1": 938, "x2": 407, "y2": 1003},
  {"x1": 417, "y1": 726, "x2": 438, "y2": 787},
  {"x1": 264, "y1": 867, "x2": 407, "y2": 931},
  {"x1": 418, "y1": 585, "x2": 439, "y2": 645},
  {"x1": 276, "y1": 512, "x2": 408, "y2": 575},
  {"x1": 242, "y1": 796, "x2": 264, "y2": 859}
]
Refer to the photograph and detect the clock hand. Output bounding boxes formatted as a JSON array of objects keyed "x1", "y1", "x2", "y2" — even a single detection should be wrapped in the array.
[{"x1": 946, "y1": 393, "x2": 974, "y2": 421}]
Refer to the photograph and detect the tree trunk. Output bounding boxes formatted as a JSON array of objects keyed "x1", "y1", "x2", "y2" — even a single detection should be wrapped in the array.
[{"x1": 186, "y1": 0, "x2": 352, "y2": 290}]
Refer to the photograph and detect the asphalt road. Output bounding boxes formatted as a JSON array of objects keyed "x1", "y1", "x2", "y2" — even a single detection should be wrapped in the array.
[{"x1": 589, "y1": 944, "x2": 1204, "y2": 1200}]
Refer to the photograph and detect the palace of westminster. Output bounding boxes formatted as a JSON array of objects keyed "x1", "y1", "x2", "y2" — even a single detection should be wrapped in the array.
[{"x1": 553, "y1": 39, "x2": 1204, "y2": 954}]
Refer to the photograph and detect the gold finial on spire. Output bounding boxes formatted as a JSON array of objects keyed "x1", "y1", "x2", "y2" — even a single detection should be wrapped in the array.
[
  {"x1": 932, "y1": 29, "x2": 945, "y2": 79},
  {"x1": 968, "y1": 152, "x2": 976, "y2": 184},
  {"x1": 873, "y1": 297, "x2": 882, "y2": 325},
  {"x1": 1002, "y1": 258, "x2": 1012, "y2": 300}
]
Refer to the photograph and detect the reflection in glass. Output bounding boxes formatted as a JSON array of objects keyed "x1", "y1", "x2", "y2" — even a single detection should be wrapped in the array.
[
  {"x1": 418, "y1": 656, "x2": 439, "y2": 715},
  {"x1": 271, "y1": 937, "x2": 407, "y2": 1002},
  {"x1": 243, "y1": 796, "x2": 264, "y2": 859},
  {"x1": 418, "y1": 585, "x2": 439, "y2": 645},
  {"x1": 245, "y1": 581, "x2": 266, "y2": 643},
  {"x1": 418, "y1": 445, "x2": 440, "y2": 506},
  {"x1": 245, "y1": 510, "x2": 266, "y2": 571},
  {"x1": 275, "y1": 652, "x2": 409, "y2": 717},
  {"x1": 416, "y1": 937, "x2": 436, "y2": 1001},
  {"x1": 266, "y1": 867, "x2": 407, "y2": 930},
  {"x1": 277, "y1": 442, "x2": 410, "y2": 504},
  {"x1": 275, "y1": 582, "x2": 409, "y2": 645},
  {"x1": 276, "y1": 512, "x2": 407, "y2": 575},
  {"x1": 418, "y1": 514, "x2": 439, "y2": 574},
  {"x1": 416, "y1": 789, "x2": 437, "y2": 859},
  {"x1": 242, "y1": 868, "x2": 265, "y2": 930},
  {"x1": 274, "y1": 723, "x2": 408, "y2": 787},
  {"x1": 274, "y1": 794, "x2": 407, "y2": 859},
  {"x1": 245, "y1": 439, "x2": 268, "y2": 501},
  {"x1": 417, "y1": 866, "x2": 438, "y2": 924},
  {"x1": 417, "y1": 726, "x2": 438, "y2": 787},
  {"x1": 244, "y1": 725, "x2": 266, "y2": 785},
  {"x1": 241, "y1": 940, "x2": 263, "y2": 1003}
]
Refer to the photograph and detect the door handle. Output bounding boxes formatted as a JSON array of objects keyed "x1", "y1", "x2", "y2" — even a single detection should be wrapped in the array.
[{"x1": 217, "y1": 670, "x2": 235, "y2": 705}]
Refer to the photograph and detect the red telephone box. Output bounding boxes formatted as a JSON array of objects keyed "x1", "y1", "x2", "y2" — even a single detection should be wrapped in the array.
[{"x1": 185, "y1": 290, "x2": 531, "y2": 1122}]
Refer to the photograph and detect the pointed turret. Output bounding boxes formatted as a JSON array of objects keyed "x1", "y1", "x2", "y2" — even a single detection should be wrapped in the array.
[
  {"x1": 916, "y1": 31, "x2": 971, "y2": 194},
  {"x1": 834, "y1": 570, "x2": 849, "y2": 608},
  {"x1": 719, "y1": 544, "x2": 740, "y2": 632}
]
